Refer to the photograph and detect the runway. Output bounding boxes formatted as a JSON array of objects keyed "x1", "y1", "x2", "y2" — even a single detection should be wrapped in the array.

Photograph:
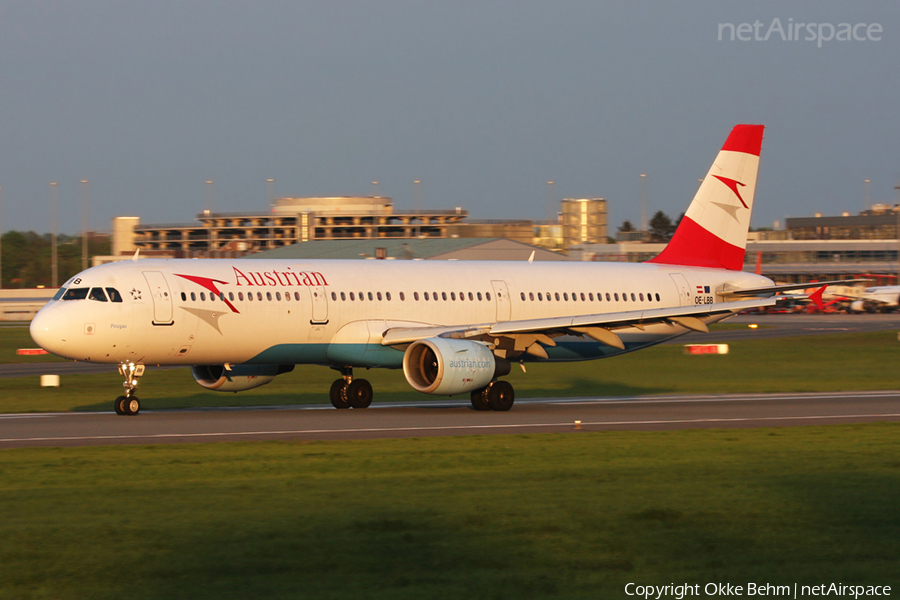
[{"x1": 2, "y1": 390, "x2": 898, "y2": 448}]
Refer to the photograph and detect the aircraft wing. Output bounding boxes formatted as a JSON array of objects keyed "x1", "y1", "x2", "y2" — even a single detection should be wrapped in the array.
[
  {"x1": 381, "y1": 297, "x2": 775, "y2": 353},
  {"x1": 718, "y1": 279, "x2": 869, "y2": 298}
]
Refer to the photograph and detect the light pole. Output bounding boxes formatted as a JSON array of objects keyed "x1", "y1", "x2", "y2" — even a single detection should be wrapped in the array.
[
  {"x1": 0, "y1": 186, "x2": 3, "y2": 289},
  {"x1": 80, "y1": 179, "x2": 89, "y2": 271},
  {"x1": 639, "y1": 174, "x2": 648, "y2": 233},
  {"x1": 50, "y1": 182, "x2": 58, "y2": 288},
  {"x1": 864, "y1": 179, "x2": 871, "y2": 213},
  {"x1": 266, "y1": 178, "x2": 275, "y2": 206}
]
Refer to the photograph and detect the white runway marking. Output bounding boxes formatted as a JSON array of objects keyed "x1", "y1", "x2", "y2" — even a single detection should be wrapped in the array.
[{"x1": 2, "y1": 412, "x2": 899, "y2": 445}]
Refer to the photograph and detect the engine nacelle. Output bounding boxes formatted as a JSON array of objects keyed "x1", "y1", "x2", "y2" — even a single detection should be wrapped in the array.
[
  {"x1": 190, "y1": 364, "x2": 294, "y2": 392},
  {"x1": 850, "y1": 300, "x2": 867, "y2": 313},
  {"x1": 402, "y1": 337, "x2": 509, "y2": 396}
]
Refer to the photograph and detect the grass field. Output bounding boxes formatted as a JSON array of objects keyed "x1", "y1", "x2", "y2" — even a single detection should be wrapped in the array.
[
  {"x1": 2, "y1": 325, "x2": 899, "y2": 598},
  {"x1": 1, "y1": 425, "x2": 898, "y2": 599},
  {"x1": 1, "y1": 327, "x2": 898, "y2": 413}
]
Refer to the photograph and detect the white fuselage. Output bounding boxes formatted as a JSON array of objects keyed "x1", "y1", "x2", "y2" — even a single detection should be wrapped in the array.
[{"x1": 30, "y1": 258, "x2": 773, "y2": 368}]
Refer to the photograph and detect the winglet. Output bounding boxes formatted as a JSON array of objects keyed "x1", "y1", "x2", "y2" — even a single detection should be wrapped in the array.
[
  {"x1": 809, "y1": 286, "x2": 826, "y2": 311},
  {"x1": 528, "y1": 251, "x2": 535, "y2": 263},
  {"x1": 132, "y1": 248, "x2": 141, "y2": 262}
]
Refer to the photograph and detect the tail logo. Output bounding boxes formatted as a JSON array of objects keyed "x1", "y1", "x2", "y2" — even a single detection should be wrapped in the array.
[{"x1": 712, "y1": 175, "x2": 749, "y2": 209}]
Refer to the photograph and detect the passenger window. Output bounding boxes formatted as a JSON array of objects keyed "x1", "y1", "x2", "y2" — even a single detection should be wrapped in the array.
[
  {"x1": 181, "y1": 292, "x2": 187, "y2": 301},
  {"x1": 563, "y1": 293, "x2": 569, "y2": 301},
  {"x1": 424, "y1": 292, "x2": 429, "y2": 300},
  {"x1": 377, "y1": 292, "x2": 383, "y2": 301},
  {"x1": 201, "y1": 292, "x2": 207, "y2": 301},
  {"x1": 413, "y1": 292, "x2": 419, "y2": 301},
  {"x1": 277, "y1": 292, "x2": 282, "y2": 301},
  {"x1": 229, "y1": 292, "x2": 235, "y2": 301},
  {"x1": 386, "y1": 292, "x2": 392, "y2": 301},
  {"x1": 529, "y1": 292, "x2": 534, "y2": 301},
  {"x1": 248, "y1": 293, "x2": 253, "y2": 301},
  {"x1": 614, "y1": 293, "x2": 619, "y2": 301},
  {"x1": 520, "y1": 292, "x2": 526, "y2": 301},
  {"x1": 606, "y1": 293, "x2": 611, "y2": 301},
  {"x1": 331, "y1": 292, "x2": 336, "y2": 301},
  {"x1": 451, "y1": 292, "x2": 457, "y2": 301},
  {"x1": 655, "y1": 293, "x2": 661, "y2": 301},
  {"x1": 433, "y1": 292, "x2": 439, "y2": 301},
  {"x1": 266, "y1": 292, "x2": 272, "y2": 301},
  {"x1": 88, "y1": 288, "x2": 108, "y2": 302},
  {"x1": 441, "y1": 292, "x2": 447, "y2": 301},
  {"x1": 257, "y1": 292, "x2": 263, "y2": 301},
  {"x1": 62, "y1": 288, "x2": 89, "y2": 301},
  {"x1": 640, "y1": 293, "x2": 644, "y2": 301},
  {"x1": 191, "y1": 292, "x2": 197, "y2": 301},
  {"x1": 294, "y1": 292, "x2": 301, "y2": 301},
  {"x1": 580, "y1": 293, "x2": 586, "y2": 301},
  {"x1": 238, "y1": 292, "x2": 244, "y2": 301},
  {"x1": 537, "y1": 292, "x2": 543, "y2": 301},
  {"x1": 468, "y1": 292, "x2": 474, "y2": 301},
  {"x1": 340, "y1": 292, "x2": 345, "y2": 301},
  {"x1": 368, "y1": 292, "x2": 374, "y2": 301},
  {"x1": 477, "y1": 292, "x2": 482, "y2": 301},
  {"x1": 631, "y1": 293, "x2": 636, "y2": 301},
  {"x1": 399, "y1": 292, "x2": 405, "y2": 301},
  {"x1": 486, "y1": 292, "x2": 491, "y2": 301},
  {"x1": 350, "y1": 292, "x2": 356, "y2": 301},
  {"x1": 589, "y1": 293, "x2": 594, "y2": 301}
]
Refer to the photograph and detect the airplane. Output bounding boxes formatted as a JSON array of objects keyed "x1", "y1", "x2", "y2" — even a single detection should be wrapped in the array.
[
  {"x1": 31, "y1": 124, "x2": 818, "y2": 416},
  {"x1": 842, "y1": 285, "x2": 900, "y2": 312}
]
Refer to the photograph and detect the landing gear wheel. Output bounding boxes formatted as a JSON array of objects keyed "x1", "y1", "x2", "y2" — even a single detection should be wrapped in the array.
[
  {"x1": 122, "y1": 396, "x2": 141, "y2": 416},
  {"x1": 470, "y1": 388, "x2": 491, "y2": 411},
  {"x1": 487, "y1": 381, "x2": 515, "y2": 412},
  {"x1": 330, "y1": 379, "x2": 350, "y2": 409},
  {"x1": 346, "y1": 379, "x2": 373, "y2": 409},
  {"x1": 114, "y1": 396, "x2": 127, "y2": 415}
]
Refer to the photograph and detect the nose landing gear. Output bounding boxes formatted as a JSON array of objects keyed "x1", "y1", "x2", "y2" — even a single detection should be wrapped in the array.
[{"x1": 114, "y1": 362, "x2": 145, "y2": 416}]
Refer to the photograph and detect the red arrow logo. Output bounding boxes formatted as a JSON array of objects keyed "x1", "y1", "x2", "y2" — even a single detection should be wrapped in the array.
[{"x1": 712, "y1": 175, "x2": 748, "y2": 209}]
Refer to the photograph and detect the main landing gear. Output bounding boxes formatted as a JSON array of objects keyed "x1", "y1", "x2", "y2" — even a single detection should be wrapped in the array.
[
  {"x1": 114, "y1": 362, "x2": 145, "y2": 416},
  {"x1": 470, "y1": 380, "x2": 515, "y2": 412},
  {"x1": 329, "y1": 367, "x2": 373, "y2": 409}
]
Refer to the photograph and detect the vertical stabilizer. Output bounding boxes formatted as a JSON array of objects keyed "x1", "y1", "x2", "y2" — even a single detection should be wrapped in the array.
[{"x1": 648, "y1": 124, "x2": 764, "y2": 270}]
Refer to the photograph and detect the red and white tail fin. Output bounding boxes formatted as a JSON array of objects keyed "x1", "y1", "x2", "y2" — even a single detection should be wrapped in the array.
[{"x1": 648, "y1": 124, "x2": 764, "y2": 271}]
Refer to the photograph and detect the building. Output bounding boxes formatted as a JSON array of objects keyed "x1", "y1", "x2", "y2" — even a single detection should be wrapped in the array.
[
  {"x1": 113, "y1": 196, "x2": 538, "y2": 258},
  {"x1": 560, "y1": 198, "x2": 607, "y2": 248},
  {"x1": 787, "y1": 205, "x2": 900, "y2": 240},
  {"x1": 253, "y1": 238, "x2": 571, "y2": 261}
]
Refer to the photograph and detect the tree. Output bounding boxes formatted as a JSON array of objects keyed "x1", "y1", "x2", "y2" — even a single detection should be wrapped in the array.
[
  {"x1": 649, "y1": 211, "x2": 676, "y2": 242},
  {"x1": 618, "y1": 220, "x2": 635, "y2": 233}
]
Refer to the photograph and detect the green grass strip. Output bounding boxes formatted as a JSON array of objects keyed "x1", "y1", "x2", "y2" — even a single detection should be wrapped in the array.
[
  {"x1": 2, "y1": 331, "x2": 899, "y2": 413},
  {"x1": 1, "y1": 424, "x2": 898, "y2": 599}
]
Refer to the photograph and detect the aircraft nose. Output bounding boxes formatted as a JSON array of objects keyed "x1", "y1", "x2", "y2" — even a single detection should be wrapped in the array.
[{"x1": 30, "y1": 305, "x2": 70, "y2": 356}]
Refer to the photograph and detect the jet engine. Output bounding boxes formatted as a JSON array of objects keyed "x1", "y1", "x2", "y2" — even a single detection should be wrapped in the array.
[
  {"x1": 850, "y1": 300, "x2": 866, "y2": 313},
  {"x1": 190, "y1": 364, "x2": 295, "y2": 392},
  {"x1": 402, "y1": 337, "x2": 510, "y2": 396}
]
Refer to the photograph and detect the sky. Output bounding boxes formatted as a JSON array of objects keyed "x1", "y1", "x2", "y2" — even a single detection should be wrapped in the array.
[{"x1": 0, "y1": 1, "x2": 898, "y2": 236}]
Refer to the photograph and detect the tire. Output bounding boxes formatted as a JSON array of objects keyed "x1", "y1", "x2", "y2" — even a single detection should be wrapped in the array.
[
  {"x1": 123, "y1": 396, "x2": 141, "y2": 416},
  {"x1": 470, "y1": 388, "x2": 491, "y2": 411},
  {"x1": 487, "y1": 381, "x2": 515, "y2": 412},
  {"x1": 114, "y1": 396, "x2": 127, "y2": 415},
  {"x1": 346, "y1": 379, "x2": 373, "y2": 409},
  {"x1": 330, "y1": 379, "x2": 350, "y2": 409}
]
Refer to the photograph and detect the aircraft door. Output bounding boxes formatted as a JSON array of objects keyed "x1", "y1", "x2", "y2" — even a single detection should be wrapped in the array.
[
  {"x1": 143, "y1": 271, "x2": 174, "y2": 325},
  {"x1": 669, "y1": 273, "x2": 692, "y2": 306},
  {"x1": 308, "y1": 285, "x2": 329, "y2": 324},
  {"x1": 491, "y1": 280, "x2": 511, "y2": 321}
]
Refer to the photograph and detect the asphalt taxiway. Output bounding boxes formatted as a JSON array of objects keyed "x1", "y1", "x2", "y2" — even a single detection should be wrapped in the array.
[{"x1": 2, "y1": 390, "x2": 898, "y2": 448}]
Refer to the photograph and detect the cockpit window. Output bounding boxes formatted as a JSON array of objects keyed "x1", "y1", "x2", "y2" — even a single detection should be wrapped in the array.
[
  {"x1": 52, "y1": 288, "x2": 66, "y2": 301},
  {"x1": 106, "y1": 288, "x2": 123, "y2": 303},
  {"x1": 88, "y1": 288, "x2": 109, "y2": 302},
  {"x1": 61, "y1": 288, "x2": 89, "y2": 301}
]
